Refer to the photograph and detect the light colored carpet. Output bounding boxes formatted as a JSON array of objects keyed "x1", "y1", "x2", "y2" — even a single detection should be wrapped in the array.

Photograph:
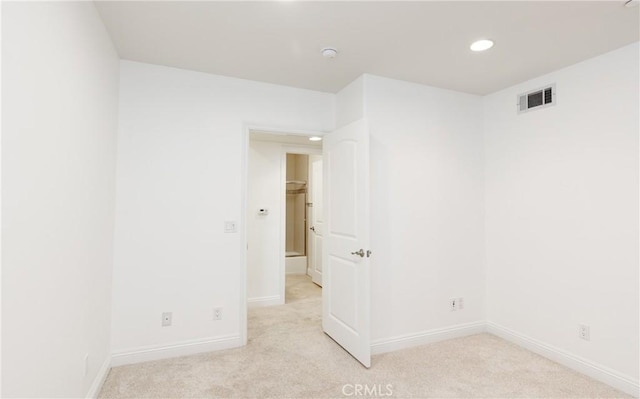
[
  {"x1": 99, "y1": 275, "x2": 629, "y2": 398},
  {"x1": 285, "y1": 273, "x2": 322, "y2": 304}
]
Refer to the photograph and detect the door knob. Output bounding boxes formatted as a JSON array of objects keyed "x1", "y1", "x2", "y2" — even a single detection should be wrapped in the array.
[
  {"x1": 310, "y1": 226, "x2": 315, "y2": 232},
  {"x1": 351, "y1": 249, "x2": 365, "y2": 257}
]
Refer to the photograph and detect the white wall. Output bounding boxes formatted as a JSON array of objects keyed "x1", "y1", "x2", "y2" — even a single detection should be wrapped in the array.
[
  {"x1": 484, "y1": 42, "x2": 639, "y2": 390},
  {"x1": 336, "y1": 75, "x2": 364, "y2": 129},
  {"x1": 247, "y1": 140, "x2": 284, "y2": 306},
  {"x1": 111, "y1": 61, "x2": 334, "y2": 363},
  {"x1": 362, "y1": 75, "x2": 486, "y2": 346},
  {"x1": 2, "y1": 2, "x2": 119, "y2": 397}
]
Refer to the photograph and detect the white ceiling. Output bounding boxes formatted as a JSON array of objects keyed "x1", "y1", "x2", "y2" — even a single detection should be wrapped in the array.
[
  {"x1": 250, "y1": 131, "x2": 323, "y2": 147},
  {"x1": 95, "y1": 1, "x2": 639, "y2": 95}
]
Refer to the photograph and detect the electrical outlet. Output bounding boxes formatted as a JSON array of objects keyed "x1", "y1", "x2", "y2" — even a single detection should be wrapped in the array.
[
  {"x1": 84, "y1": 353, "x2": 89, "y2": 377},
  {"x1": 162, "y1": 312, "x2": 172, "y2": 327},
  {"x1": 458, "y1": 297, "x2": 464, "y2": 310},
  {"x1": 449, "y1": 298, "x2": 457, "y2": 311},
  {"x1": 213, "y1": 307, "x2": 223, "y2": 321},
  {"x1": 579, "y1": 324, "x2": 590, "y2": 341}
]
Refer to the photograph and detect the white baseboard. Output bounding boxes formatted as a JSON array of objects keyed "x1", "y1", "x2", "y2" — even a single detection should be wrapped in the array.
[
  {"x1": 285, "y1": 256, "x2": 307, "y2": 274},
  {"x1": 371, "y1": 321, "x2": 486, "y2": 355},
  {"x1": 111, "y1": 335, "x2": 241, "y2": 367},
  {"x1": 247, "y1": 295, "x2": 282, "y2": 308},
  {"x1": 487, "y1": 321, "x2": 639, "y2": 398},
  {"x1": 86, "y1": 356, "x2": 111, "y2": 399}
]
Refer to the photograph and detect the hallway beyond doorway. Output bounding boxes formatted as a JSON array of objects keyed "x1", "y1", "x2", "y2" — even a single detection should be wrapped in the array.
[{"x1": 285, "y1": 274, "x2": 321, "y2": 304}]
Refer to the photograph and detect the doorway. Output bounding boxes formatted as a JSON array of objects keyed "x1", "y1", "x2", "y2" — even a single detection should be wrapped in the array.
[
  {"x1": 285, "y1": 153, "x2": 323, "y2": 289},
  {"x1": 245, "y1": 131, "x2": 323, "y2": 311},
  {"x1": 284, "y1": 154, "x2": 309, "y2": 274},
  {"x1": 242, "y1": 119, "x2": 371, "y2": 368}
]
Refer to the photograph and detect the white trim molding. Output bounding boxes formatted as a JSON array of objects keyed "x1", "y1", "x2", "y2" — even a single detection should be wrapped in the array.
[
  {"x1": 247, "y1": 295, "x2": 282, "y2": 308},
  {"x1": 371, "y1": 321, "x2": 486, "y2": 355},
  {"x1": 85, "y1": 356, "x2": 111, "y2": 399},
  {"x1": 111, "y1": 335, "x2": 241, "y2": 367},
  {"x1": 487, "y1": 322, "x2": 640, "y2": 398},
  {"x1": 285, "y1": 256, "x2": 308, "y2": 275}
]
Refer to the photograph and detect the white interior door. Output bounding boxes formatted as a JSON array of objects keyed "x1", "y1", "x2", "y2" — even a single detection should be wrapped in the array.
[
  {"x1": 322, "y1": 118, "x2": 371, "y2": 368},
  {"x1": 307, "y1": 155, "x2": 323, "y2": 286}
]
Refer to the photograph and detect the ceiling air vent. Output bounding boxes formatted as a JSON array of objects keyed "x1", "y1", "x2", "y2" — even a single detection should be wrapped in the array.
[{"x1": 517, "y1": 84, "x2": 556, "y2": 114}]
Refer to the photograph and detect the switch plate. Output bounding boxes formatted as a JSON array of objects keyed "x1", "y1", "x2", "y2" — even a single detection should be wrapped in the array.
[
  {"x1": 450, "y1": 298, "x2": 457, "y2": 311},
  {"x1": 213, "y1": 307, "x2": 223, "y2": 321},
  {"x1": 224, "y1": 221, "x2": 237, "y2": 233}
]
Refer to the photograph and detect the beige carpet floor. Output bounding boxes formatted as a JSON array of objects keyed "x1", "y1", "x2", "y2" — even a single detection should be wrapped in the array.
[{"x1": 99, "y1": 275, "x2": 629, "y2": 398}]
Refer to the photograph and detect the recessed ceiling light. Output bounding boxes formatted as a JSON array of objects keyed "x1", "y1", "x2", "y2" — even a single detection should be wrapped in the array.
[
  {"x1": 321, "y1": 48, "x2": 338, "y2": 59},
  {"x1": 309, "y1": 136, "x2": 322, "y2": 141},
  {"x1": 470, "y1": 39, "x2": 494, "y2": 52},
  {"x1": 624, "y1": 0, "x2": 639, "y2": 7}
]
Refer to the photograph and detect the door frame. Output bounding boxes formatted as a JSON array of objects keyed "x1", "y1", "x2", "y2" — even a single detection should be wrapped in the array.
[
  {"x1": 307, "y1": 154, "x2": 324, "y2": 286},
  {"x1": 240, "y1": 124, "x2": 326, "y2": 346}
]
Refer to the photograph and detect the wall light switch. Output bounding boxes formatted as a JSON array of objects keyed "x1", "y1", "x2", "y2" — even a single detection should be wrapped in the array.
[{"x1": 224, "y1": 221, "x2": 237, "y2": 233}]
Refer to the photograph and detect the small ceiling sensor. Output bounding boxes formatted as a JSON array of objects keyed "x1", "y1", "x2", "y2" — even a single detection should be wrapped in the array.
[
  {"x1": 470, "y1": 39, "x2": 494, "y2": 52},
  {"x1": 624, "y1": 0, "x2": 639, "y2": 7},
  {"x1": 321, "y1": 48, "x2": 338, "y2": 58},
  {"x1": 309, "y1": 136, "x2": 322, "y2": 141}
]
